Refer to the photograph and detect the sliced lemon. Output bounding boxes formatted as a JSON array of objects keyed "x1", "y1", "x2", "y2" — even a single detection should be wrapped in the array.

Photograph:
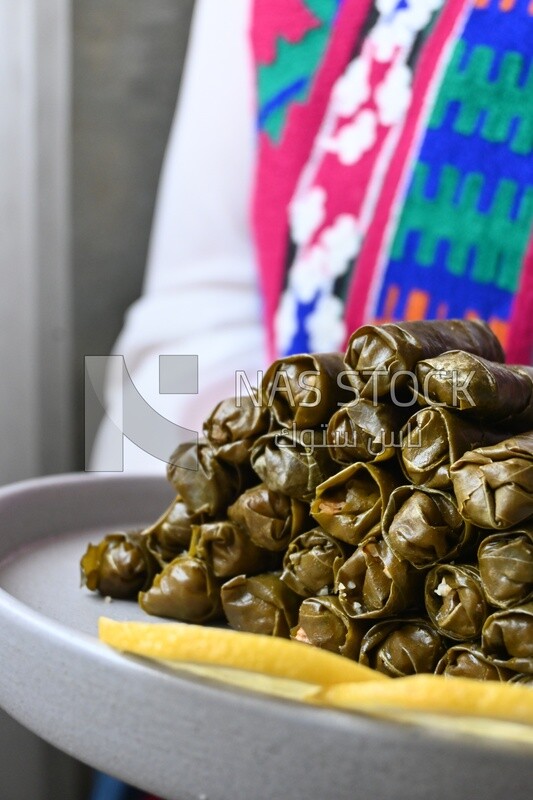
[
  {"x1": 99, "y1": 617, "x2": 387, "y2": 687},
  {"x1": 314, "y1": 673, "x2": 533, "y2": 728}
]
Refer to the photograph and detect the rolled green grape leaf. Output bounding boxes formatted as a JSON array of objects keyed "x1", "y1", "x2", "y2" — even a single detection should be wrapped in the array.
[
  {"x1": 336, "y1": 536, "x2": 422, "y2": 619},
  {"x1": 415, "y1": 350, "x2": 533, "y2": 426},
  {"x1": 280, "y1": 528, "x2": 348, "y2": 597},
  {"x1": 221, "y1": 573, "x2": 300, "y2": 637},
  {"x1": 399, "y1": 407, "x2": 507, "y2": 491},
  {"x1": 344, "y1": 319, "x2": 503, "y2": 400},
  {"x1": 508, "y1": 672, "x2": 533, "y2": 685},
  {"x1": 80, "y1": 531, "x2": 153, "y2": 599},
  {"x1": 425, "y1": 564, "x2": 487, "y2": 641},
  {"x1": 228, "y1": 483, "x2": 308, "y2": 552},
  {"x1": 435, "y1": 645, "x2": 512, "y2": 682},
  {"x1": 191, "y1": 520, "x2": 279, "y2": 579},
  {"x1": 250, "y1": 429, "x2": 337, "y2": 503},
  {"x1": 450, "y1": 433, "x2": 533, "y2": 530},
  {"x1": 139, "y1": 554, "x2": 223, "y2": 624},
  {"x1": 290, "y1": 596, "x2": 367, "y2": 659},
  {"x1": 359, "y1": 618, "x2": 444, "y2": 678},
  {"x1": 203, "y1": 392, "x2": 269, "y2": 465},
  {"x1": 262, "y1": 352, "x2": 352, "y2": 429},
  {"x1": 167, "y1": 439, "x2": 247, "y2": 517},
  {"x1": 482, "y1": 603, "x2": 533, "y2": 675},
  {"x1": 383, "y1": 485, "x2": 472, "y2": 569},
  {"x1": 311, "y1": 462, "x2": 402, "y2": 546},
  {"x1": 144, "y1": 496, "x2": 200, "y2": 566},
  {"x1": 327, "y1": 399, "x2": 410, "y2": 464},
  {"x1": 478, "y1": 529, "x2": 533, "y2": 609}
]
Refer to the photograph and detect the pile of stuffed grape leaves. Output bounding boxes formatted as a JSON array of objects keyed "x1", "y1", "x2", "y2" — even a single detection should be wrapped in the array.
[{"x1": 82, "y1": 319, "x2": 533, "y2": 682}]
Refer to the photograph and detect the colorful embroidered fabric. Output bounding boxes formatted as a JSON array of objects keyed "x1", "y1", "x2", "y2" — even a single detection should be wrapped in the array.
[{"x1": 251, "y1": 0, "x2": 533, "y2": 363}]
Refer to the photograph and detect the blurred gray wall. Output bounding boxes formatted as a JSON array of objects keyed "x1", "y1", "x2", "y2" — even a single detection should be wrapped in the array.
[
  {"x1": 0, "y1": 3, "x2": 195, "y2": 798},
  {"x1": 0, "y1": 0, "x2": 72, "y2": 485},
  {"x1": 73, "y1": 0, "x2": 196, "y2": 467}
]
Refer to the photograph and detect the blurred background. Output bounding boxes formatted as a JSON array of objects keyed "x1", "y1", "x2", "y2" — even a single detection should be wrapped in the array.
[{"x1": 0, "y1": 0, "x2": 195, "y2": 796}]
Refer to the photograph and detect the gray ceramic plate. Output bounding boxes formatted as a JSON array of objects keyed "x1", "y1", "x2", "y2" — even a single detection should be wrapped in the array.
[{"x1": 0, "y1": 473, "x2": 531, "y2": 800}]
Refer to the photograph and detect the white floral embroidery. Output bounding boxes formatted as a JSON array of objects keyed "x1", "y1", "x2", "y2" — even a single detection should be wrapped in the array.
[
  {"x1": 369, "y1": 18, "x2": 410, "y2": 63},
  {"x1": 289, "y1": 186, "x2": 327, "y2": 246},
  {"x1": 305, "y1": 294, "x2": 346, "y2": 353},
  {"x1": 375, "y1": 62, "x2": 412, "y2": 126},
  {"x1": 376, "y1": 0, "x2": 403, "y2": 16},
  {"x1": 324, "y1": 108, "x2": 377, "y2": 166},
  {"x1": 274, "y1": 289, "x2": 299, "y2": 354},
  {"x1": 277, "y1": 0, "x2": 442, "y2": 356},
  {"x1": 370, "y1": 0, "x2": 442, "y2": 62},
  {"x1": 320, "y1": 214, "x2": 361, "y2": 278},
  {"x1": 403, "y1": 0, "x2": 443, "y2": 32},
  {"x1": 331, "y1": 57, "x2": 371, "y2": 117},
  {"x1": 287, "y1": 214, "x2": 360, "y2": 310},
  {"x1": 288, "y1": 245, "x2": 327, "y2": 304}
]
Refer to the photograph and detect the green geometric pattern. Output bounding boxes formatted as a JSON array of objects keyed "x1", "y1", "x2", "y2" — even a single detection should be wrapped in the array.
[
  {"x1": 429, "y1": 41, "x2": 533, "y2": 156},
  {"x1": 305, "y1": 0, "x2": 338, "y2": 20},
  {"x1": 391, "y1": 163, "x2": 533, "y2": 293},
  {"x1": 257, "y1": 0, "x2": 339, "y2": 142}
]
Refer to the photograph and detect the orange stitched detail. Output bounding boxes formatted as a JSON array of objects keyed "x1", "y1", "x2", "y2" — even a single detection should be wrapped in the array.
[
  {"x1": 382, "y1": 284, "x2": 400, "y2": 320},
  {"x1": 405, "y1": 289, "x2": 429, "y2": 320},
  {"x1": 488, "y1": 318, "x2": 509, "y2": 348},
  {"x1": 435, "y1": 302, "x2": 449, "y2": 319}
]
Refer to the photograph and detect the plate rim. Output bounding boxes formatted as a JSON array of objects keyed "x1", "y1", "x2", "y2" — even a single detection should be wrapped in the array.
[{"x1": 0, "y1": 472, "x2": 532, "y2": 800}]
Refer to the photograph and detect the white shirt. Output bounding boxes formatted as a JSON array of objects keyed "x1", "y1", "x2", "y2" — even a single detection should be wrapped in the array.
[{"x1": 90, "y1": 0, "x2": 265, "y2": 475}]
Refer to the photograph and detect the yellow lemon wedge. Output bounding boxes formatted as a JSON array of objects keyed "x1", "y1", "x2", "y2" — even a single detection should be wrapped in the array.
[
  {"x1": 98, "y1": 617, "x2": 387, "y2": 687},
  {"x1": 98, "y1": 618, "x2": 533, "y2": 745},
  {"x1": 314, "y1": 674, "x2": 533, "y2": 728}
]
